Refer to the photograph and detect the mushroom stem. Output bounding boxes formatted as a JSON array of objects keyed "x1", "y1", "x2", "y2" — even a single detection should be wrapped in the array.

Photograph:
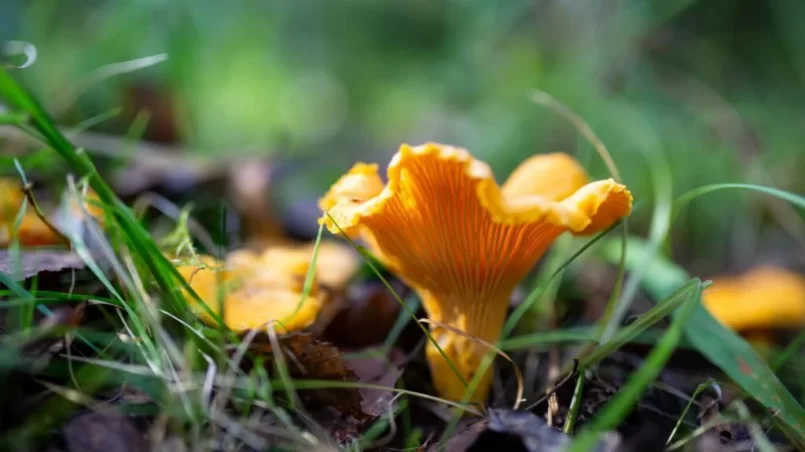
[{"x1": 420, "y1": 290, "x2": 510, "y2": 404}]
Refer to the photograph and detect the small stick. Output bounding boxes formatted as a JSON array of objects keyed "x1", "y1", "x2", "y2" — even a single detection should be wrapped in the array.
[{"x1": 20, "y1": 182, "x2": 71, "y2": 247}]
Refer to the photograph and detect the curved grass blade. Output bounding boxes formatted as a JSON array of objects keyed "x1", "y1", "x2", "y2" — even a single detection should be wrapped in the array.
[
  {"x1": 673, "y1": 183, "x2": 805, "y2": 216},
  {"x1": 580, "y1": 278, "x2": 702, "y2": 368}
]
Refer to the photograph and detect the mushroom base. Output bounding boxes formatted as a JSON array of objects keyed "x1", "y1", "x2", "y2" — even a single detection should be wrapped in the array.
[
  {"x1": 425, "y1": 338, "x2": 496, "y2": 405},
  {"x1": 423, "y1": 301, "x2": 508, "y2": 404}
]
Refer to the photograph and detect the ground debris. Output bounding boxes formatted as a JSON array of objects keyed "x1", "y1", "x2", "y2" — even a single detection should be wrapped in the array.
[
  {"x1": 344, "y1": 347, "x2": 405, "y2": 417},
  {"x1": 541, "y1": 373, "x2": 617, "y2": 433},
  {"x1": 696, "y1": 394, "x2": 753, "y2": 449},
  {"x1": 308, "y1": 346, "x2": 404, "y2": 445},
  {"x1": 62, "y1": 409, "x2": 147, "y2": 452},
  {"x1": 0, "y1": 249, "x2": 85, "y2": 281},
  {"x1": 434, "y1": 418, "x2": 488, "y2": 452},
  {"x1": 434, "y1": 409, "x2": 621, "y2": 452},
  {"x1": 248, "y1": 332, "x2": 365, "y2": 418}
]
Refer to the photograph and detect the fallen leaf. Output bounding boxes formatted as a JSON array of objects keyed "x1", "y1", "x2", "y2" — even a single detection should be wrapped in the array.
[
  {"x1": 432, "y1": 419, "x2": 488, "y2": 452},
  {"x1": 344, "y1": 347, "x2": 405, "y2": 417},
  {"x1": 249, "y1": 332, "x2": 364, "y2": 418},
  {"x1": 431, "y1": 409, "x2": 622, "y2": 452},
  {"x1": 472, "y1": 409, "x2": 573, "y2": 452},
  {"x1": 62, "y1": 409, "x2": 147, "y2": 452},
  {"x1": 0, "y1": 249, "x2": 85, "y2": 281}
]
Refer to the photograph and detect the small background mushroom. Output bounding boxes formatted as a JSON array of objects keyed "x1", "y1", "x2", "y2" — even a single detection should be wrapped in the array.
[
  {"x1": 174, "y1": 240, "x2": 360, "y2": 335},
  {"x1": 702, "y1": 265, "x2": 805, "y2": 353}
]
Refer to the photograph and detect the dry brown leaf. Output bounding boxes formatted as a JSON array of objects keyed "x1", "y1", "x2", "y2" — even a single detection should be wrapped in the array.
[
  {"x1": 344, "y1": 347, "x2": 405, "y2": 417},
  {"x1": 430, "y1": 419, "x2": 488, "y2": 452},
  {"x1": 249, "y1": 332, "x2": 365, "y2": 418},
  {"x1": 431, "y1": 409, "x2": 621, "y2": 452},
  {"x1": 0, "y1": 249, "x2": 85, "y2": 281}
]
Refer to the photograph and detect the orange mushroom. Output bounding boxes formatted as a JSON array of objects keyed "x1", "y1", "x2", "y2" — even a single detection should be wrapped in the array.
[
  {"x1": 702, "y1": 265, "x2": 805, "y2": 350},
  {"x1": 0, "y1": 178, "x2": 64, "y2": 247},
  {"x1": 175, "y1": 240, "x2": 359, "y2": 334},
  {"x1": 175, "y1": 253, "x2": 323, "y2": 333},
  {"x1": 318, "y1": 143, "x2": 633, "y2": 403},
  {"x1": 258, "y1": 240, "x2": 360, "y2": 290}
]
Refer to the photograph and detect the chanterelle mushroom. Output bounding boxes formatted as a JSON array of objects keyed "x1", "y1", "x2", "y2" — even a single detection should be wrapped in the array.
[
  {"x1": 175, "y1": 240, "x2": 359, "y2": 334},
  {"x1": 0, "y1": 179, "x2": 61, "y2": 247},
  {"x1": 318, "y1": 143, "x2": 633, "y2": 403},
  {"x1": 175, "y1": 253, "x2": 322, "y2": 333},
  {"x1": 703, "y1": 265, "x2": 805, "y2": 332}
]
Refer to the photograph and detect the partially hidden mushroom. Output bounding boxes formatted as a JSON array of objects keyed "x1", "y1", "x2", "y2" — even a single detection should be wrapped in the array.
[
  {"x1": 1, "y1": 179, "x2": 107, "y2": 247},
  {"x1": 318, "y1": 143, "x2": 633, "y2": 403},
  {"x1": 0, "y1": 179, "x2": 63, "y2": 247},
  {"x1": 174, "y1": 240, "x2": 359, "y2": 334},
  {"x1": 702, "y1": 265, "x2": 805, "y2": 351}
]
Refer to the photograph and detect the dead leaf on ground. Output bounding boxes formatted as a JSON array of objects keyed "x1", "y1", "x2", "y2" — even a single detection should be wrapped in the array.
[
  {"x1": 432, "y1": 409, "x2": 621, "y2": 452},
  {"x1": 471, "y1": 409, "x2": 574, "y2": 452},
  {"x1": 248, "y1": 337, "x2": 407, "y2": 445},
  {"x1": 62, "y1": 409, "x2": 147, "y2": 452},
  {"x1": 344, "y1": 347, "x2": 405, "y2": 417},
  {"x1": 248, "y1": 332, "x2": 364, "y2": 418},
  {"x1": 431, "y1": 419, "x2": 488, "y2": 452},
  {"x1": 0, "y1": 249, "x2": 85, "y2": 281}
]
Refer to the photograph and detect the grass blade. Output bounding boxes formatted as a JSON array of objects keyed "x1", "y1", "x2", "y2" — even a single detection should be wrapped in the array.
[{"x1": 580, "y1": 278, "x2": 702, "y2": 368}]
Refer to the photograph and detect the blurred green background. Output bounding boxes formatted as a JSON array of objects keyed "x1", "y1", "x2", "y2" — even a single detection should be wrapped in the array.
[{"x1": 2, "y1": 0, "x2": 804, "y2": 273}]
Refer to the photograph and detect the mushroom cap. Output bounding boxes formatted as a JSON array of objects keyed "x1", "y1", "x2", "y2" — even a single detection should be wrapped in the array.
[
  {"x1": 259, "y1": 240, "x2": 360, "y2": 290},
  {"x1": 175, "y1": 240, "x2": 359, "y2": 334},
  {"x1": 175, "y1": 253, "x2": 322, "y2": 333},
  {"x1": 502, "y1": 152, "x2": 590, "y2": 202},
  {"x1": 0, "y1": 179, "x2": 25, "y2": 214},
  {"x1": 318, "y1": 143, "x2": 633, "y2": 402},
  {"x1": 703, "y1": 265, "x2": 805, "y2": 331}
]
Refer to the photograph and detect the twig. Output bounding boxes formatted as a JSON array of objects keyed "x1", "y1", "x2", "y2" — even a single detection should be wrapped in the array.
[{"x1": 20, "y1": 181, "x2": 71, "y2": 246}]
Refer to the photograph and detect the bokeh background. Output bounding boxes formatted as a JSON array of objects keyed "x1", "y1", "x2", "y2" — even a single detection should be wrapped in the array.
[{"x1": 2, "y1": 0, "x2": 804, "y2": 275}]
